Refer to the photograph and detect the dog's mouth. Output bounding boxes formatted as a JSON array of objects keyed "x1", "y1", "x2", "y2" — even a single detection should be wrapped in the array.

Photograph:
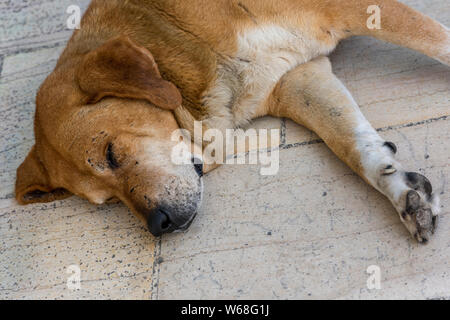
[{"x1": 174, "y1": 211, "x2": 199, "y2": 233}]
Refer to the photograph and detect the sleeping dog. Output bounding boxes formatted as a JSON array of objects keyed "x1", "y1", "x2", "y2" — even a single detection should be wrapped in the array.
[{"x1": 15, "y1": 0, "x2": 449, "y2": 242}]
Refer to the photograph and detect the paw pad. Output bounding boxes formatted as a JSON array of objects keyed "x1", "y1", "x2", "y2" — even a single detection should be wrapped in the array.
[
  {"x1": 397, "y1": 173, "x2": 439, "y2": 244},
  {"x1": 406, "y1": 190, "x2": 420, "y2": 214}
]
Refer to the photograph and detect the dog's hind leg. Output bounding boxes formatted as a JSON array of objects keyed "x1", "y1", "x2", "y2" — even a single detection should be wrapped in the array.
[
  {"x1": 322, "y1": 0, "x2": 450, "y2": 65},
  {"x1": 268, "y1": 56, "x2": 440, "y2": 243}
]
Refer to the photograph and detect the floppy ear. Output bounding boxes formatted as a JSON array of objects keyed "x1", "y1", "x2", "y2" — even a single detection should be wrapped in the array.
[
  {"x1": 76, "y1": 36, "x2": 182, "y2": 110},
  {"x1": 15, "y1": 147, "x2": 71, "y2": 205}
]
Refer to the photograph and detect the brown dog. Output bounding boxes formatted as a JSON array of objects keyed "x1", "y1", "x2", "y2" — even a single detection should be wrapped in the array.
[{"x1": 15, "y1": 0, "x2": 449, "y2": 241}]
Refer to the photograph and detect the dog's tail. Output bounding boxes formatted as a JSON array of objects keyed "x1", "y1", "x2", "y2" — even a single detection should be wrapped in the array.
[{"x1": 330, "y1": 0, "x2": 450, "y2": 66}]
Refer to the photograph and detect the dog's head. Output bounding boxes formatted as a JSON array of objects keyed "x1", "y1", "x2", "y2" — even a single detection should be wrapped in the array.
[{"x1": 15, "y1": 37, "x2": 203, "y2": 236}]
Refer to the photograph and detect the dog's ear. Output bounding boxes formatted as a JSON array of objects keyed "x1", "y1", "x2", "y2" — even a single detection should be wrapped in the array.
[
  {"x1": 76, "y1": 36, "x2": 182, "y2": 110},
  {"x1": 15, "y1": 147, "x2": 71, "y2": 205}
]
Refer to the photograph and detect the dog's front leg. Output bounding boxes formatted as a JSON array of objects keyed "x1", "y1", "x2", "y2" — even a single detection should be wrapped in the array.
[{"x1": 268, "y1": 56, "x2": 440, "y2": 243}]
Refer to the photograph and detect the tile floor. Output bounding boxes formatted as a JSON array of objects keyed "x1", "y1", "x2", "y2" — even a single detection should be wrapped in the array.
[{"x1": 0, "y1": 0, "x2": 449, "y2": 299}]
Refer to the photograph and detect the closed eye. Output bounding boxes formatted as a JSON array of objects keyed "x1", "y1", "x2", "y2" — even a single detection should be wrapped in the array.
[{"x1": 106, "y1": 143, "x2": 120, "y2": 169}]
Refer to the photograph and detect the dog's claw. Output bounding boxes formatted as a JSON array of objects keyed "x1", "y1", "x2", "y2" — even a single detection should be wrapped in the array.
[{"x1": 382, "y1": 165, "x2": 397, "y2": 176}]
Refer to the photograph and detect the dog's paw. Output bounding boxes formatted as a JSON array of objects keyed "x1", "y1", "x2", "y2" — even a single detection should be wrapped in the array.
[{"x1": 397, "y1": 172, "x2": 440, "y2": 244}]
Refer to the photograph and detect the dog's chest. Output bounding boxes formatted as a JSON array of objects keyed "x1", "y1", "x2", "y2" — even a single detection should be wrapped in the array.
[{"x1": 204, "y1": 25, "x2": 334, "y2": 127}]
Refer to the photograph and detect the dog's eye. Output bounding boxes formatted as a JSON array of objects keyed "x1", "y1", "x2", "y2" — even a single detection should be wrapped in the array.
[{"x1": 106, "y1": 143, "x2": 120, "y2": 169}]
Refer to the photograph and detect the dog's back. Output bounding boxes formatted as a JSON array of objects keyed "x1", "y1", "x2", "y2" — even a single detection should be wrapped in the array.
[{"x1": 63, "y1": 0, "x2": 449, "y2": 129}]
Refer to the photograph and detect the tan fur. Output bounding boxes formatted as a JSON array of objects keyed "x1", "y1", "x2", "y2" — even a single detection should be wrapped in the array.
[{"x1": 15, "y1": 0, "x2": 449, "y2": 240}]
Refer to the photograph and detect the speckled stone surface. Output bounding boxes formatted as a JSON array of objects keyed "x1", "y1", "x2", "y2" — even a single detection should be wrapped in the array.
[{"x1": 0, "y1": 0, "x2": 449, "y2": 300}]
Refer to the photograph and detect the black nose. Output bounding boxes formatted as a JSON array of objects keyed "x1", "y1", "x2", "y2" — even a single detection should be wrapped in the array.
[
  {"x1": 148, "y1": 208, "x2": 173, "y2": 237},
  {"x1": 191, "y1": 157, "x2": 204, "y2": 177}
]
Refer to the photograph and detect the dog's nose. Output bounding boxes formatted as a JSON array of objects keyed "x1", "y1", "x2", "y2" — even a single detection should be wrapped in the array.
[{"x1": 147, "y1": 207, "x2": 173, "y2": 237}]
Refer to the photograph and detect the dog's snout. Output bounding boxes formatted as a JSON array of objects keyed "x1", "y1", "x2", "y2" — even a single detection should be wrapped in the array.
[
  {"x1": 191, "y1": 157, "x2": 204, "y2": 177},
  {"x1": 147, "y1": 204, "x2": 198, "y2": 237},
  {"x1": 147, "y1": 208, "x2": 173, "y2": 237}
]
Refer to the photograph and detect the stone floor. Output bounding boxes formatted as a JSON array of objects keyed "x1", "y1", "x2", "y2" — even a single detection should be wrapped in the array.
[{"x1": 0, "y1": 0, "x2": 449, "y2": 300}]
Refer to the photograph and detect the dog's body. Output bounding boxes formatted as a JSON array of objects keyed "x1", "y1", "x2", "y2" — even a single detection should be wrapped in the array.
[{"x1": 15, "y1": 0, "x2": 449, "y2": 241}]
